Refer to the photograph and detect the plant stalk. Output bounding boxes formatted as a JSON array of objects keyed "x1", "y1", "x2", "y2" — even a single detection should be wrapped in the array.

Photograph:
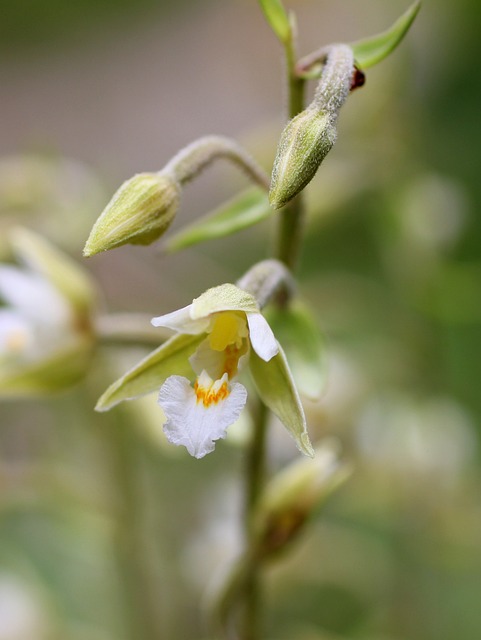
[
  {"x1": 276, "y1": 35, "x2": 307, "y2": 271},
  {"x1": 241, "y1": 400, "x2": 269, "y2": 640}
]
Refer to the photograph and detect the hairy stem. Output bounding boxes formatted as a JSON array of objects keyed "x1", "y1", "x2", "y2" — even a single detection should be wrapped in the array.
[
  {"x1": 276, "y1": 39, "x2": 307, "y2": 270},
  {"x1": 163, "y1": 135, "x2": 270, "y2": 191}
]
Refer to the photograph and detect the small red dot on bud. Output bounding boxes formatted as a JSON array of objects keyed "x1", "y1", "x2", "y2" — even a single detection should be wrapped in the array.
[{"x1": 350, "y1": 67, "x2": 366, "y2": 91}]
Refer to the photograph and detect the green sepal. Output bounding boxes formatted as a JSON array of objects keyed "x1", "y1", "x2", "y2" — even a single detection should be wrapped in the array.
[
  {"x1": 259, "y1": 0, "x2": 292, "y2": 45},
  {"x1": 351, "y1": 1, "x2": 421, "y2": 69},
  {"x1": 0, "y1": 339, "x2": 94, "y2": 397},
  {"x1": 164, "y1": 188, "x2": 272, "y2": 253},
  {"x1": 266, "y1": 302, "x2": 326, "y2": 400},
  {"x1": 191, "y1": 283, "x2": 259, "y2": 318},
  {"x1": 10, "y1": 227, "x2": 96, "y2": 316},
  {"x1": 250, "y1": 344, "x2": 314, "y2": 457},
  {"x1": 95, "y1": 333, "x2": 204, "y2": 411}
]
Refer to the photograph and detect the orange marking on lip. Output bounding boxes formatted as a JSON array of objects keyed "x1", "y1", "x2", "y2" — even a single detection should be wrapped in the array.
[{"x1": 194, "y1": 380, "x2": 230, "y2": 407}]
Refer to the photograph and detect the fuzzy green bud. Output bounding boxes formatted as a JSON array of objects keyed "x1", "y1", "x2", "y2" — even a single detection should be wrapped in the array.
[
  {"x1": 269, "y1": 108, "x2": 336, "y2": 209},
  {"x1": 269, "y1": 44, "x2": 354, "y2": 209},
  {"x1": 83, "y1": 172, "x2": 180, "y2": 256}
]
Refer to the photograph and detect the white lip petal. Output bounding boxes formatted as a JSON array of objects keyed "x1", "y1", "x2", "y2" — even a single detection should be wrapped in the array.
[
  {"x1": 159, "y1": 375, "x2": 247, "y2": 458},
  {"x1": 247, "y1": 312, "x2": 279, "y2": 362},
  {"x1": 151, "y1": 304, "x2": 210, "y2": 335}
]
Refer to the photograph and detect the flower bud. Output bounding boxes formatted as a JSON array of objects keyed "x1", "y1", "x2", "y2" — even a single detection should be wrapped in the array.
[
  {"x1": 253, "y1": 441, "x2": 351, "y2": 557},
  {"x1": 270, "y1": 45, "x2": 354, "y2": 209},
  {"x1": 83, "y1": 172, "x2": 180, "y2": 256},
  {"x1": 269, "y1": 108, "x2": 336, "y2": 209}
]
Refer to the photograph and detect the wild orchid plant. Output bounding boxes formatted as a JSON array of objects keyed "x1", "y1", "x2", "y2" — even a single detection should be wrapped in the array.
[{"x1": 0, "y1": 1, "x2": 420, "y2": 638}]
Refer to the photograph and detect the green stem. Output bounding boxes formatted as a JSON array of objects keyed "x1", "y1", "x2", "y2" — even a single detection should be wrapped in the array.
[
  {"x1": 276, "y1": 38, "x2": 306, "y2": 271},
  {"x1": 95, "y1": 313, "x2": 171, "y2": 347},
  {"x1": 241, "y1": 400, "x2": 269, "y2": 640}
]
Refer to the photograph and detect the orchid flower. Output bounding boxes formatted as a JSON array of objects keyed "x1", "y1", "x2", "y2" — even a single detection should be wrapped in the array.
[
  {"x1": 0, "y1": 228, "x2": 96, "y2": 396},
  {"x1": 150, "y1": 284, "x2": 278, "y2": 458},
  {"x1": 96, "y1": 282, "x2": 314, "y2": 459},
  {"x1": 0, "y1": 266, "x2": 73, "y2": 364}
]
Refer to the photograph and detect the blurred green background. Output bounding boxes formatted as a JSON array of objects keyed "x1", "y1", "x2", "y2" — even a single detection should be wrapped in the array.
[{"x1": 1, "y1": 0, "x2": 481, "y2": 639}]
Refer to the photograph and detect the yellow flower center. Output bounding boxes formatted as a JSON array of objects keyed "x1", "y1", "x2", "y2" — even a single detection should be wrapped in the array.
[{"x1": 208, "y1": 312, "x2": 248, "y2": 352}]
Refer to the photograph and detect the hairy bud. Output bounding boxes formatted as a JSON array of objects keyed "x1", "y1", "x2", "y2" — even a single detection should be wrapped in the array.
[
  {"x1": 269, "y1": 109, "x2": 336, "y2": 209},
  {"x1": 83, "y1": 172, "x2": 180, "y2": 256},
  {"x1": 269, "y1": 44, "x2": 354, "y2": 209}
]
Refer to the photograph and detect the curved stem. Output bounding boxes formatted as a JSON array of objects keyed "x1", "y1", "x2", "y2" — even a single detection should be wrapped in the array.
[{"x1": 163, "y1": 136, "x2": 270, "y2": 191}]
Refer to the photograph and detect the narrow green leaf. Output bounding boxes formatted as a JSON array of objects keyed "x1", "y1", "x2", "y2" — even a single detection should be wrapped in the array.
[
  {"x1": 96, "y1": 333, "x2": 204, "y2": 411},
  {"x1": 165, "y1": 188, "x2": 272, "y2": 253},
  {"x1": 250, "y1": 345, "x2": 314, "y2": 457},
  {"x1": 266, "y1": 302, "x2": 326, "y2": 400},
  {"x1": 259, "y1": 0, "x2": 292, "y2": 44},
  {"x1": 351, "y1": 1, "x2": 421, "y2": 69}
]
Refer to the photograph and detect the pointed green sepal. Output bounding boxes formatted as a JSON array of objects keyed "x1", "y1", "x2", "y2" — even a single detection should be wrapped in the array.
[
  {"x1": 11, "y1": 227, "x2": 96, "y2": 316},
  {"x1": 164, "y1": 188, "x2": 272, "y2": 253},
  {"x1": 266, "y1": 302, "x2": 326, "y2": 400},
  {"x1": 95, "y1": 333, "x2": 204, "y2": 411},
  {"x1": 259, "y1": 0, "x2": 292, "y2": 45},
  {"x1": 0, "y1": 339, "x2": 94, "y2": 398},
  {"x1": 351, "y1": 1, "x2": 421, "y2": 69},
  {"x1": 250, "y1": 344, "x2": 314, "y2": 457},
  {"x1": 191, "y1": 283, "x2": 259, "y2": 319}
]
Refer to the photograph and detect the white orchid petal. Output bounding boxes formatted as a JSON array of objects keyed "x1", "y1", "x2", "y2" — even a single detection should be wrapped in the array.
[
  {"x1": 0, "y1": 266, "x2": 70, "y2": 325},
  {"x1": 189, "y1": 337, "x2": 249, "y2": 380},
  {"x1": 247, "y1": 312, "x2": 279, "y2": 362},
  {"x1": 189, "y1": 338, "x2": 226, "y2": 379},
  {"x1": 0, "y1": 310, "x2": 34, "y2": 357},
  {"x1": 159, "y1": 374, "x2": 247, "y2": 458},
  {"x1": 151, "y1": 304, "x2": 210, "y2": 334}
]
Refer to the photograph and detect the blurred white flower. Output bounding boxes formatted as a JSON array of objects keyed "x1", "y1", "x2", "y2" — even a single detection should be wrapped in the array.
[
  {"x1": 0, "y1": 574, "x2": 49, "y2": 640},
  {"x1": 0, "y1": 266, "x2": 73, "y2": 364},
  {"x1": 0, "y1": 228, "x2": 96, "y2": 396}
]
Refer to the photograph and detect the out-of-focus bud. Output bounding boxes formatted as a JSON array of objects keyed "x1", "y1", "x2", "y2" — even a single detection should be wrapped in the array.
[
  {"x1": 269, "y1": 108, "x2": 335, "y2": 209},
  {"x1": 253, "y1": 441, "x2": 351, "y2": 557},
  {"x1": 83, "y1": 172, "x2": 180, "y2": 256}
]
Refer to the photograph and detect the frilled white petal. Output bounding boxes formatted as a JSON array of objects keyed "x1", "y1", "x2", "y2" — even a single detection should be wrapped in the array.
[
  {"x1": 159, "y1": 374, "x2": 247, "y2": 458},
  {"x1": 247, "y1": 312, "x2": 279, "y2": 362},
  {"x1": 0, "y1": 266, "x2": 71, "y2": 326},
  {"x1": 151, "y1": 304, "x2": 210, "y2": 335}
]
